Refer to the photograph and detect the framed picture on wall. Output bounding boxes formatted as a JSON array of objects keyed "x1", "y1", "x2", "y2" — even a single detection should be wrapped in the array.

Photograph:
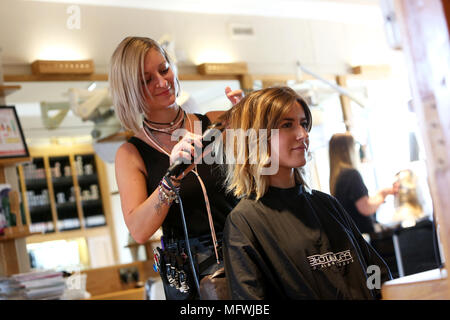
[{"x1": 0, "y1": 106, "x2": 29, "y2": 159}]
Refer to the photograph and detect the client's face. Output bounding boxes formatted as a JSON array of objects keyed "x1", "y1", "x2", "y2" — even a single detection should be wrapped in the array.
[{"x1": 274, "y1": 101, "x2": 310, "y2": 171}]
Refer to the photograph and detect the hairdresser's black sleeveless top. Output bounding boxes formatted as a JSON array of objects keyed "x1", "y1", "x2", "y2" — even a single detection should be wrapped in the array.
[{"x1": 128, "y1": 113, "x2": 238, "y2": 240}]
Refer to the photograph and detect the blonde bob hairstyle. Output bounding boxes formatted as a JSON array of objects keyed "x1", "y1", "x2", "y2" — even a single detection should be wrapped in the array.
[
  {"x1": 328, "y1": 132, "x2": 357, "y2": 196},
  {"x1": 224, "y1": 86, "x2": 312, "y2": 200},
  {"x1": 109, "y1": 36, "x2": 180, "y2": 133}
]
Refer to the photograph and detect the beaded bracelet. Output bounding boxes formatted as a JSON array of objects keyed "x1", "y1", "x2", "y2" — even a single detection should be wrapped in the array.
[{"x1": 158, "y1": 177, "x2": 180, "y2": 206}]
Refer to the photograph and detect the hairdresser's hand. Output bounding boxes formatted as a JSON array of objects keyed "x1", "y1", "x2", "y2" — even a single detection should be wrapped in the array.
[
  {"x1": 169, "y1": 132, "x2": 203, "y2": 166},
  {"x1": 379, "y1": 186, "x2": 397, "y2": 200},
  {"x1": 392, "y1": 182, "x2": 400, "y2": 195},
  {"x1": 225, "y1": 86, "x2": 244, "y2": 105}
]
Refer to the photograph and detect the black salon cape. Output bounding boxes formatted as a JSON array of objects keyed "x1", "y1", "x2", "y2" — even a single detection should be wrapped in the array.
[{"x1": 223, "y1": 184, "x2": 392, "y2": 300}]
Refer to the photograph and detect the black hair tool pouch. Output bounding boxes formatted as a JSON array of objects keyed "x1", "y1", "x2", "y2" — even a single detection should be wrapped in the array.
[
  {"x1": 156, "y1": 245, "x2": 198, "y2": 300},
  {"x1": 154, "y1": 235, "x2": 227, "y2": 300}
]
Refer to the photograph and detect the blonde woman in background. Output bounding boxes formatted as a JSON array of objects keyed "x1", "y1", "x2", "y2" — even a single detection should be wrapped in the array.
[
  {"x1": 110, "y1": 36, "x2": 242, "y2": 299},
  {"x1": 222, "y1": 87, "x2": 391, "y2": 300},
  {"x1": 329, "y1": 133, "x2": 397, "y2": 234}
]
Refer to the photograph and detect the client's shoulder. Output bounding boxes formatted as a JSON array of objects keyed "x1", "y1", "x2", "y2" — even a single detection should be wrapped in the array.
[
  {"x1": 230, "y1": 198, "x2": 259, "y2": 214},
  {"x1": 227, "y1": 197, "x2": 269, "y2": 222},
  {"x1": 309, "y1": 188, "x2": 339, "y2": 204}
]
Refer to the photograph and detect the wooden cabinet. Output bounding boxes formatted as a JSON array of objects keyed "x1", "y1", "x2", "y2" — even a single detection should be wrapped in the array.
[
  {"x1": 20, "y1": 156, "x2": 54, "y2": 232},
  {"x1": 74, "y1": 154, "x2": 106, "y2": 229},
  {"x1": 15, "y1": 144, "x2": 118, "y2": 267},
  {"x1": 1, "y1": 156, "x2": 32, "y2": 276}
]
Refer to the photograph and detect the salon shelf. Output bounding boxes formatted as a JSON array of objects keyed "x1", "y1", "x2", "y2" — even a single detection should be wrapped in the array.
[
  {"x1": 0, "y1": 157, "x2": 31, "y2": 168},
  {"x1": 84, "y1": 221, "x2": 106, "y2": 229},
  {"x1": 28, "y1": 204, "x2": 51, "y2": 215},
  {"x1": 0, "y1": 226, "x2": 36, "y2": 242},
  {"x1": 3, "y1": 73, "x2": 242, "y2": 82},
  {"x1": 81, "y1": 200, "x2": 103, "y2": 220},
  {"x1": 14, "y1": 145, "x2": 117, "y2": 261},
  {"x1": 24, "y1": 178, "x2": 48, "y2": 189},
  {"x1": 28, "y1": 204, "x2": 53, "y2": 225},
  {"x1": 81, "y1": 199, "x2": 102, "y2": 207},
  {"x1": 55, "y1": 201, "x2": 77, "y2": 211},
  {"x1": 4, "y1": 143, "x2": 117, "y2": 271},
  {"x1": 57, "y1": 219, "x2": 81, "y2": 231},
  {"x1": 52, "y1": 176, "x2": 74, "y2": 188},
  {"x1": 0, "y1": 85, "x2": 21, "y2": 97},
  {"x1": 77, "y1": 174, "x2": 98, "y2": 185}
]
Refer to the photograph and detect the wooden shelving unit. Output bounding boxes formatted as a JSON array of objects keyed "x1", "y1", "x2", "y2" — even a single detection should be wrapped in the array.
[
  {"x1": 0, "y1": 55, "x2": 30, "y2": 276},
  {"x1": 25, "y1": 225, "x2": 109, "y2": 244},
  {"x1": 0, "y1": 226, "x2": 35, "y2": 241},
  {"x1": 13, "y1": 144, "x2": 118, "y2": 268},
  {"x1": 3, "y1": 73, "x2": 242, "y2": 82},
  {"x1": 0, "y1": 145, "x2": 118, "y2": 276},
  {"x1": 3, "y1": 74, "x2": 108, "y2": 82},
  {"x1": 0, "y1": 157, "x2": 32, "y2": 276},
  {"x1": 0, "y1": 84, "x2": 21, "y2": 97},
  {"x1": 81, "y1": 260, "x2": 157, "y2": 299},
  {"x1": 0, "y1": 157, "x2": 30, "y2": 168}
]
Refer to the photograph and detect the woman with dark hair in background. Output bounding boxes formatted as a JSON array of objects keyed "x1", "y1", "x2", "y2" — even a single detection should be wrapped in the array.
[
  {"x1": 329, "y1": 133, "x2": 397, "y2": 235},
  {"x1": 222, "y1": 87, "x2": 391, "y2": 300}
]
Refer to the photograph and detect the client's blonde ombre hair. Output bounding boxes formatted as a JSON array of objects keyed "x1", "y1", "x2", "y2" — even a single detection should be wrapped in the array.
[
  {"x1": 224, "y1": 86, "x2": 312, "y2": 200},
  {"x1": 109, "y1": 36, "x2": 180, "y2": 133}
]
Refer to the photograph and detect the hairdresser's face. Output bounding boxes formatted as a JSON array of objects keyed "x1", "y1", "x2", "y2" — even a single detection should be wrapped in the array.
[
  {"x1": 142, "y1": 48, "x2": 176, "y2": 109},
  {"x1": 274, "y1": 101, "x2": 309, "y2": 170}
]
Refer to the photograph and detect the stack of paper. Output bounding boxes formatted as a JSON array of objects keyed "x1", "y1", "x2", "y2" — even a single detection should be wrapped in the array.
[
  {"x1": 11, "y1": 270, "x2": 65, "y2": 300},
  {"x1": 0, "y1": 277, "x2": 27, "y2": 300}
]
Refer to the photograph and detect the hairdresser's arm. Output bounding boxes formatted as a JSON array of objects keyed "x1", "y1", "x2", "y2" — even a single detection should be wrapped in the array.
[
  {"x1": 115, "y1": 143, "x2": 170, "y2": 243},
  {"x1": 115, "y1": 133, "x2": 202, "y2": 243},
  {"x1": 355, "y1": 187, "x2": 396, "y2": 216}
]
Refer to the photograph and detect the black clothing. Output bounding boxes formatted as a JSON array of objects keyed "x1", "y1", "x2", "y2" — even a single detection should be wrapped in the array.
[
  {"x1": 129, "y1": 113, "x2": 238, "y2": 300},
  {"x1": 223, "y1": 184, "x2": 391, "y2": 300},
  {"x1": 128, "y1": 113, "x2": 238, "y2": 239},
  {"x1": 334, "y1": 168, "x2": 374, "y2": 234}
]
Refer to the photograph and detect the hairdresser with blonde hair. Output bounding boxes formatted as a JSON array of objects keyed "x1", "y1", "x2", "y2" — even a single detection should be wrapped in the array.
[
  {"x1": 329, "y1": 133, "x2": 397, "y2": 234},
  {"x1": 110, "y1": 36, "x2": 242, "y2": 300},
  {"x1": 222, "y1": 87, "x2": 391, "y2": 300}
]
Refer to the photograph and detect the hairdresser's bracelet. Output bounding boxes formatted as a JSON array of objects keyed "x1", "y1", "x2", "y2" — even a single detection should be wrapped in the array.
[{"x1": 158, "y1": 177, "x2": 180, "y2": 206}]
